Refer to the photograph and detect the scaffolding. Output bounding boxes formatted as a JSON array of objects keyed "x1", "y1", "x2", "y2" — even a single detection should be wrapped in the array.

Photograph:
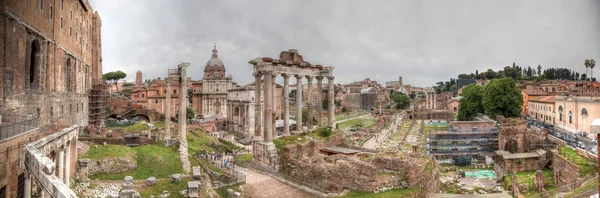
[
  {"x1": 427, "y1": 124, "x2": 499, "y2": 164},
  {"x1": 89, "y1": 83, "x2": 108, "y2": 126}
]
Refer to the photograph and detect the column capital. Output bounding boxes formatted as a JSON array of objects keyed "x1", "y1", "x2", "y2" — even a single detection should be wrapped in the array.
[
  {"x1": 306, "y1": 76, "x2": 314, "y2": 81},
  {"x1": 327, "y1": 76, "x2": 335, "y2": 80},
  {"x1": 316, "y1": 76, "x2": 324, "y2": 80},
  {"x1": 253, "y1": 71, "x2": 263, "y2": 77},
  {"x1": 165, "y1": 77, "x2": 172, "y2": 84},
  {"x1": 281, "y1": 73, "x2": 290, "y2": 78},
  {"x1": 271, "y1": 72, "x2": 278, "y2": 77},
  {"x1": 294, "y1": 74, "x2": 304, "y2": 79}
]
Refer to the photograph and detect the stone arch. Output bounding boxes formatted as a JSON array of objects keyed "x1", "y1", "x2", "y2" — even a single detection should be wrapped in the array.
[
  {"x1": 569, "y1": 111, "x2": 573, "y2": 124},
  {"x1": 134, "y1": 114, "x2": 151, "y2": 123},
  {"x1": 65, "y1": 57, "x2": 74, "y2": 92},
  {"x1": 581, "y1": 108, "x2": 588, "y2": 117},
  {"x1": 504, "y1": 138, "x2": 519, "y2": 153},
  {"x1": 215, "y1": 100, "x2": 221, "y2": 114},
  {"x1": 28, "y1": 39, "x2": 42, "y2": 89}
]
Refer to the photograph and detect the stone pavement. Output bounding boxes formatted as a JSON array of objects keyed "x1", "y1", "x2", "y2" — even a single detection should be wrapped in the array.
[
  {"x1": 237, "y1": 167, "x2": 313, "y2": 198},
  {"x1": 362, "y1": 114, "x2": 404, "y2": 149}
]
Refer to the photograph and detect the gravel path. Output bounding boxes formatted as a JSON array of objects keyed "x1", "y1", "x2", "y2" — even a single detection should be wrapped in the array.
[{"x1": 237, "y1": 167, "x2": 314, "y2": 198}]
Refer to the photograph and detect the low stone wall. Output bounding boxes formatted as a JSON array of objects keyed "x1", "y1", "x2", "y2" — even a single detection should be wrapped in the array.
[
  {"x1": 79, "y1": 136, "x2": 156, "y2": 146},
  {"x1": 87, "y1": 157, "x2": 137, "y2": 175}
]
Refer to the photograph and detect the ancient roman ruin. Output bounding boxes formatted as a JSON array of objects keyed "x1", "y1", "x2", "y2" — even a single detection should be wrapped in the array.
[{"x1": 248, "y1": 49, "x2": 336, "y2": 171}]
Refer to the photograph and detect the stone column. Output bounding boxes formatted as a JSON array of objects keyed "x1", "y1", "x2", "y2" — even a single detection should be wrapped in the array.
[
  {"x1": 327, "y1": 76, "x2": 335, "y2": 129},
  {"x1": 283, "y1": 74, "x2": 290, "y2": 135},
  {"x1": 263, "y1": 72, "x2": 273, "y2": 142},
  {"x1": 177, "y1": 62, "x2": 191, "y2": 174},
  {"x1": 24, "y1": 171, "x2": 31, "y2": 198},
  {"x1": 295, "y1": 75, "x2": 303, "y2": 132},
  {"x1": 306, "y1": 76, "x2": 314, "y2": 130},
  {"x1": 434, "y1": 94, "x2": 437, "y2": 109},
  {"x1": 272, "y1": 73, "x2": 277, "y2": 135},
  {"x1": 425, "y1": 93, "x2": 429, "y2": 109},
  {"x1": 64, "y1": 141, "x2": 71, "y2": 185},
  {"x1": 165, "y1": 78, "x2": 172, "y2": 142},
  {"x1": 316, "y1": 77, "x2": 323, "y2": 127},
  {"x1": 58, "y1": 150, "x2": 64, "y2": 181},
  {"x1": 254, "y1": 72, "x2": 262, "y2": 138}
]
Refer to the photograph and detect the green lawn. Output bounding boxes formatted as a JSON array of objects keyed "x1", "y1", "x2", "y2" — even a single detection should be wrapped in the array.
[
  {"x1": 234, "y1": 153, "x2": 253, "y2": 167},
  {"x1": 338, "y1": 118, "x2": 377, "y2": 129},
  {"x1": 344, "y1": 187, "x2": 420, "y2": 198},
  {"x1": 560, "y1": 146, "x2": 597, "y2": 177},
  {"x1": 80, "y1": 145, "x2": 135, "y2": 160},
  {"x1": 503, "y1": 169, "x2": 554, "y2": 192},
  {"x1": 273, "y1": 127, "x2": 331, "y2": 149},
  {"x1": 187, "y1": 129, "x2": 217, "y2": 154},
  {"x1": 88, "y1": 144, "x2": 184, "y2": 180},
  {"x1": 107, "y1": 122, "x2": 150, "y2": 134},
  {"x1": 137, "y1": 178, "x2": 191, "y2": 198}
]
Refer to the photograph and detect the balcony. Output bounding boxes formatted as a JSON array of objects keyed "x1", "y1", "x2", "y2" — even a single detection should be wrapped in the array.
[{"x1": 0, "y1": 114, "x2": 39, "y2": 141}]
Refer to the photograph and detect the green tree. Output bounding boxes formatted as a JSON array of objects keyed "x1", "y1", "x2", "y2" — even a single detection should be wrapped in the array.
[
  {"x1": 302, "y1": 108, "x2": 317, "y2": 124},
  {"x1": 121, "y1": 88, "x2": 133, "y2": 98},
  {"x1": 457, "y1": 84, "x2": 484, "y2": 121},
  {"x1": 503, "y1": 66, "x2": 519, "y2": 81},
  {"x1": 103, "y1": 70, "x2": 127, "y2": 92},
  {"x1": 485, "y1": 69, "x2": 497, "y2": 79},
  {"x1": 186, "y1": 107, "x2": 195, "y2": 120},
  {"x1": 482, "y1": 78, "x2": 523, "y2": 119},
  {"x1": 391, "y1": 92, "x2": 411, "y2": 109}
]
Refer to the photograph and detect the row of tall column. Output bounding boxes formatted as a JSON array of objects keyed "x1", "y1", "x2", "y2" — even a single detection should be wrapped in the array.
[
  {"x1": 253, "y1": 71, "x2": 335, "y2": 144},
  {"x1": 25, "y1": 141, "x2": 74, "y2": 198},
  {"x1": 425, "y1": 92, "x2": 437, "y2": 109}
]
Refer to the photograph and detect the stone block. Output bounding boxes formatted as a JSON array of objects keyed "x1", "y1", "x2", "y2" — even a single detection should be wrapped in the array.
[
  {"x1": 192, "y1": 166, "x2": 201, "y2": 180},
  {"x1": 119, "y1": 189, "x2": 141, "y2": 198},
  {"x1": 122, "y1": 182, "x2": 133, "y2": 190},
  {"x1": 187, "y1": 181, "x2": 200, "y2": 198},
  {"x1": 124, "y1": 176, "x2": 134, "y2": 183},
  {"x1": 147, "y1": 177, "x2": 156, "y2": 185},
  {"x1": 171, "y1": 174, "x2": 182, "y2": 183}
]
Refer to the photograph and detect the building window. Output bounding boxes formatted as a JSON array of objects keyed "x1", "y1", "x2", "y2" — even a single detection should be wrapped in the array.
[
  {"x1": 40, "y1": 0, "x2": 44, "y2": 11},
  {"x1": 61, "y1": 0, "x2": 64, "y2": 10},
  {"x1": 559, "y1": 113, "x2": 562, "y2": 121},
  {"x1": 60, "y1": 17, "x2": 63, "y2": 28},
  {"x1": 581, "y1": 108, "x2": 588, "y2": 117},
  {"x1": 569, "y1": 111, "x2": 572, "y2": 124},
  {"x1": 155, "y1": 99, "x2": 158, "y2": 103},
  {"x1": 69, "y1": 27, "x2": 72, "y2": 36},
  {"x1": 51, "y1": 106, "x2": 53, "y2": 117},
  {"x1": 50, "y1": 6, "x2": 53, "y2": 19},
  {"x1": 174, "y1": 90, "x2": 177, "y2": 94},
  {"x1": 70, "y1": 10, "x2": 73, "y2": 20}
]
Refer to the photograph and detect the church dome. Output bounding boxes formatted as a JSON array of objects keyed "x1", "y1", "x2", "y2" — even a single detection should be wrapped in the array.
[{"x1": 204, "y1": 44, "x2": 226, "y2": 79}]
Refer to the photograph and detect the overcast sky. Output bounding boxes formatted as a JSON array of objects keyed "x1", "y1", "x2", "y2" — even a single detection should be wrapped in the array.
[{"x1": 89, "y1": 0, "x2": 600, "y2": 87}]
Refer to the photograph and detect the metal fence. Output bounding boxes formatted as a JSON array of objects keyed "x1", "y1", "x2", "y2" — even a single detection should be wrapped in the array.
[{"x1": 0, "y1": 114, "x2": 39, "y2": 141}]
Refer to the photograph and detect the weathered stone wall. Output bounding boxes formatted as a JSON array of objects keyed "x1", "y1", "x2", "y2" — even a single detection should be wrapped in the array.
[
  {"x1": 499, "y1": 119, "x2": 527, "y2": 153},
  {"x1": 341, "y1": 93, "x2": 361, "y2": 112},
  {"x1": 87, "y1": 157, "x2": 137, "y2": 175},
  {"x1": 280, "y1": 141, "x2": 440, "y2": 193},
  {"x1": 552, "y1": 151, "x2": 581, "y2": 190},
  {"x1": 0, "y1": 128, "x2": 41, "y2": 198}
]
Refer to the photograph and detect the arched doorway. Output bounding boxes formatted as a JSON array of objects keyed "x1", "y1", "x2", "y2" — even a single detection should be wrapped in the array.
[
  {"x1": 504, "y1": 139, "x2": 519, "y2": 153},
  {"x1": 66, "y1": 58, "x2": 73, "y2": 92},
  {"x1": 29, "y1": 40, "x2": 41, "y2": 89}
]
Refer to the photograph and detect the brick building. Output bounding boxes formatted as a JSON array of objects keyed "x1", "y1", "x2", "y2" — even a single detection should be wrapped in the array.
[{"x1": 0, "y1": 0, "x2": 103, "y2": 197}]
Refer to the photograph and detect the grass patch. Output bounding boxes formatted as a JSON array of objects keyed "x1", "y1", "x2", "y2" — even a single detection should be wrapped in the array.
[
  {"x1": 89, "y1": 144, "x2": 184, "y2": 180},
  {"x1": 107, "y1": 122, "x2": 150, "y2": 134},
  {"x1": 137, "y1": 178, "x2": 191, "y2": 198},
  {"x1": 80, "y1": 145, "x2": 135, "y2": 160},
  {"x1": 273, "y1": 127, "x2": 332, "y2": 149},
  {"x1": 564, "y1": 178, "x2": 599, "y2": 198},
  {"x1": 198, "y1": 159, "x2": 224, "y2": 175},
  {"x1": 234, "y1": 154, "x2": 253, "y2": 167},
  {"x1": 187, "y1": 129, "x2": 217, "y2": 154},
  {"x1": 338, "y1": 118, "x2": 377, "y2": 129},
  {"x1": 344, "y1": 187, "x2": 420, "y2": 198},
  {"x1": 559, "y1": 145, "x2": 597, "y2": 177},
  {"x1": 503, "y1": 169, "x2": 554, "y2": 192}
]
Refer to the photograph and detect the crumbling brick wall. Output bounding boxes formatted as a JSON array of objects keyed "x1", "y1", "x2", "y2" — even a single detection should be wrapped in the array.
[{"x1": 552, "y1": 151, "x2": 581, "y2": 190}]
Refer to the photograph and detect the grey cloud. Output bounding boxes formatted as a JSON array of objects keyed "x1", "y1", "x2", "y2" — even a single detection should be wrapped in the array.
[{"x1": 89, "y1": 0, "x2": 600, "y2": 87}]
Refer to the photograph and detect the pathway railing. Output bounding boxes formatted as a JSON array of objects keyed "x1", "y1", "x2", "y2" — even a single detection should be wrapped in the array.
[{"x1": 0, "y1": 114, "x2": 39, "y2": 141}]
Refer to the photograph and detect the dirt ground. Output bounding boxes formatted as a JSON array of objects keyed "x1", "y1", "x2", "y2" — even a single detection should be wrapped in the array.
[{"x1": 238, "y1": 167, "x2": 314, "y2": 198}]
